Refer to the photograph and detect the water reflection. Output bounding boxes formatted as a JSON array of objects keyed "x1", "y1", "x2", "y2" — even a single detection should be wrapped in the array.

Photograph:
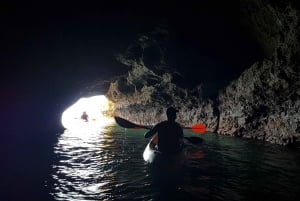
[
  {"x1": 51, "y1": 122, "x2": 152, "y2": 200},
  {"x1": 52, "y1": 121, "x2": 119, "y2": 200},
  {"x1": 50, "y1": 126, "x2": 300, "y2": 201}
]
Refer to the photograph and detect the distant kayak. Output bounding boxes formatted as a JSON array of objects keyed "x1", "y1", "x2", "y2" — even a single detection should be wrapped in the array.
[{"x1": 143, "y1": 134, "x2": 186, "y2": 168}]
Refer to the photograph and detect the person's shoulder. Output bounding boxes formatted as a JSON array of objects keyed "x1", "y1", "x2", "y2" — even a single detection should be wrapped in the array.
[
  {"x1": 153, "y1": 121, "x2": 165, "y2": 127},
  {"x1": 160, "y1": 120, "x2": 169, "y2": 125},
  {"x1": 157, "y1": 121, "x2": 168, "y2": 127}
]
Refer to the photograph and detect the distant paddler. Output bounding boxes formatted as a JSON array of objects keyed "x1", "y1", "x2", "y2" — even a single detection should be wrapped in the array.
[{"x1": 81, "y1": 111, "x2": 89, "y2": 122}]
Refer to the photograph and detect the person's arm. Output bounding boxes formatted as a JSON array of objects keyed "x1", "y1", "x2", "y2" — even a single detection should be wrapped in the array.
[{"x1": 144, "y1": 123, "x2": 159, "y2": 138}]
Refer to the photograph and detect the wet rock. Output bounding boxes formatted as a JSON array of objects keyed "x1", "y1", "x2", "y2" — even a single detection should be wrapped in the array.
[
  {"x1": 218, "y1": 2, "x2": 300, "y2": 145},
  {"x1": 106, "y1": 1, "x2": 300, "y2": 146}
]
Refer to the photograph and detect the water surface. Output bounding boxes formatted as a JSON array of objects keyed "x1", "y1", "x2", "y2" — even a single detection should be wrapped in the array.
[{"x1": 49, "y1": 124, "x2": 300, "y2": 201}]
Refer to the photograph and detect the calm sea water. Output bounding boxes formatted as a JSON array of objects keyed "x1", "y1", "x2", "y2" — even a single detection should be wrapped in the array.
[{"x1": 48, "y1": 123, "x2": 300, "y2": 201}]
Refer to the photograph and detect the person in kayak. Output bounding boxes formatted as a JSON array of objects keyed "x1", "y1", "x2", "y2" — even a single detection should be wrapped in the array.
[
  {"x1": 144, "y1": 107, "x2": 184, "y2": 154},
  {"x1": 81, "y1": 111, "x2": 89, "y2": 122}
]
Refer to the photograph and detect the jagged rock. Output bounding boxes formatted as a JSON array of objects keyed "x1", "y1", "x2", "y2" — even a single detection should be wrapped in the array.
[
  {"x1": 217, "y1": 58, "x2": 300, "y2": 145},
  {"x1": 218, "y1": 2, "x2": 300, "y2": 145},
  {"x1": 106, "y1": 1, "x2": 300, "y2": 146},
  {"x1": 106, "y1": 25, "x2": 218, "y2": 131}
]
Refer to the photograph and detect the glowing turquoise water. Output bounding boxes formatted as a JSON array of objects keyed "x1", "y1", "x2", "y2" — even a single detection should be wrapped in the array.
[{"x1": 50, "y1": 124, "x2": 300, "y2": 201}]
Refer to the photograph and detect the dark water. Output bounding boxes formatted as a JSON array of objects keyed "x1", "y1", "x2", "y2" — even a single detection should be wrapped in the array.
[{"x1": 49, "y1": 123, "x2": 300, "y2": 201}]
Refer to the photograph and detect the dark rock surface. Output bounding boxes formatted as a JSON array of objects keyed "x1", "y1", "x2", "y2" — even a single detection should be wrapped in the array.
[
  {"x1": 218, "y1": 2, "x2": 300, "y2": 145},
  {"x1": 106, "y1": 1, "x2": 300, "y2": 146},
  {"x1": 106, "y1": 25, "x2": 218, "y2": 131}
]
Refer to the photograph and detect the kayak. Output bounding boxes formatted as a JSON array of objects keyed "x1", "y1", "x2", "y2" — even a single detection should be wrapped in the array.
[{"x1": 143, "y1": 134, "x2": 186, "y2": 167}]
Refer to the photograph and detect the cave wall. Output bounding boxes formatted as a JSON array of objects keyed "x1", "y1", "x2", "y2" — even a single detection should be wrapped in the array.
[
  {"x1": 106, "y1": 26, "x2": 218, "y2": 131},
  {"x1": 218, "y1": 1, "x2": 300, "y2": 145},
  {"x1": 106, "y1": 0, "x2": 300, "y2": 146}
]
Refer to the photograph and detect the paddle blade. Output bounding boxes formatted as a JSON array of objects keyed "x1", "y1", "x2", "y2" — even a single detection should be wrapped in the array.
[
  {"x1": 114, "y1": 116, "x2": 139, "y2": 128},
  {"x1": 114, "y1": 116, "x2": 151, "y2": 129},
  {"x1": 191, "y1": 124, "x2": 206, "y2": 134},
  {"x1": 184, "y1": 136, "x2": 203, "y2": 144}
]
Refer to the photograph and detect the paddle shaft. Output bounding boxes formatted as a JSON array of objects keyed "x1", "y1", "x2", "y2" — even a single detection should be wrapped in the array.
[
  {"x1": 114, "y1": 116, "x2": 205, "y2": 132},
  {"x1": 114, "y1": 116, "x2": 204, "y2": 144}
]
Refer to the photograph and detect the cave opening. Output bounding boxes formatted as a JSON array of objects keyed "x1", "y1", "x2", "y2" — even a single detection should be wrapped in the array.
[{"x1": 61, "y1": 95, "x2": 115, "y2": 131}]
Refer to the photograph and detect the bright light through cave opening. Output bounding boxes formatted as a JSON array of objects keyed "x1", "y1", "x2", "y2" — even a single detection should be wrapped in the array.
[{"x1": 61, "y1": 95, "x2": 115, "y2": 131}]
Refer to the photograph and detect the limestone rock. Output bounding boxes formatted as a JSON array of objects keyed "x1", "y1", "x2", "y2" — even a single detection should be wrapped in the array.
[
  {"x1": 106, "y1": 25, "x2": 218, "y2": 131},
  {"x1": 106, "y1": 1, "x2": 300, "y2": 146},
  {"x1": 218, "y1": 2, "x2": 300, "y2": 145}
]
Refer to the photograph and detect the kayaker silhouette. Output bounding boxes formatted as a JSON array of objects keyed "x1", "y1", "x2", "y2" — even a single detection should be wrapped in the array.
[
  {"x1": 144, "y1": 107, "x2": 184, "y2": 154},
  {"x1": 81, "y1": 111, "x2": 89, "y2": 122}
]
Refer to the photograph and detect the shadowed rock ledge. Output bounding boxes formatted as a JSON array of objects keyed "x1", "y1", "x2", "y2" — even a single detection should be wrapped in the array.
[{"x1": 106, "y1": 0, "x2": 300, "y2": 146}]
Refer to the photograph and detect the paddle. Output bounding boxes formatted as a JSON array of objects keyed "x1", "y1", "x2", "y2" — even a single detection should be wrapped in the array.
[{"x1": 114, "y1": 116, "x2": 205, "y2": 144}]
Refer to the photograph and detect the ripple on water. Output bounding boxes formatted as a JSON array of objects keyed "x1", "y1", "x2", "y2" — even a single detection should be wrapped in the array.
[{"x1": 50, "y1": 128, "x2": 300, "y2": 201}]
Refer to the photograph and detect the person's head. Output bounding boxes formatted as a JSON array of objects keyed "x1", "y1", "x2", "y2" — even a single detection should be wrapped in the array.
[{"x1": 166, "y1": 107, "x2": 178, "y2": 121}]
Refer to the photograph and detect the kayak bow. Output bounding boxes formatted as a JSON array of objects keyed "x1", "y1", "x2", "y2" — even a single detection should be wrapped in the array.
[{"x1": 143, "y1": 134, "x2": 186, "y2": 167}]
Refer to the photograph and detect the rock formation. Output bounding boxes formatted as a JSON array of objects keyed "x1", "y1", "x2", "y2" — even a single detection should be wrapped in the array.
[
  {"x1": 106, "y1": 25, "x2": 218, "y2": 131},
  {"x1": 218, "y1": 1, "x2": 300, "y2": 145},
  {"x1": 106, "y1": 0, "x2": 300, "y2": 146}
]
